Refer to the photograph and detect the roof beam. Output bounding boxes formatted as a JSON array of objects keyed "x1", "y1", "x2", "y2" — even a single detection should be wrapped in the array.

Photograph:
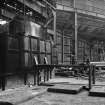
[{"x1": 43, "y1": 0, "x2": 56, "y2": 10}]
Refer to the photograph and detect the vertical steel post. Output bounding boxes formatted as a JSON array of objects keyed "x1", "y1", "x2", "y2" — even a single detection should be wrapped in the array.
[
  {"x1": 62, "y1": 30, "x2": 64, "y2": 63},
  {"x1": 49, "y1": 69, "x2": 51, "y2": 79},
  {"x1": 23, "y1": 0, "x2": 25, "y2": 33},
  {"x1": 37, "y1": 68, "x2": 40, "y2": 85},
  {"x1": 24, "y1": 72, "x2": 27, "y2": 85},
  {"x1": 34, "y1": 70, "x2": 37, "y2": 85},
  {"x1": 2, "y1": 35, "x2": 8, "y2": 90},
  {"x1": 44, "y1": 69, "x2": 46, "y2": 82},
  {"x1": 89, "y1": 65, "x2": 92, "y2": 90},
  {"x1": 1, "y1": 77, "x2": 5, "y2": 91},
  {"x1": 46, "y1": 68, "x2": 48, "y2": 82},
  {"x1": 74, "y1": 0, "x2": 78, "y2": 63},
  {"x1": 53, "y1": 11, "x2": 56, "y2": 44},
  {"x1": 92, "y1": 65, "x2": 96, "y2": 84},
  {"x1": 33, "y1": 56, "x2": 38, "y2": 85}
]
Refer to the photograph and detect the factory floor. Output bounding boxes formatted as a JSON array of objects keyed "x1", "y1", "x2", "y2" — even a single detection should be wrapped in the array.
[{"x1": 0, "y1": 76, "x2": 105, "y2": 105}]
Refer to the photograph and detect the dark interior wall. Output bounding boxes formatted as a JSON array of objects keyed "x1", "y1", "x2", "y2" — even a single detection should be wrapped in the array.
[
  {"x1": 0, "y1": 35, "x2": 7, "y2": 74},
  {"x1": 0, "y1": 32, "x2": 52, "y2": 73},
  {"x1": 0, "y1": 32, "x2": 52, "y2": 89},
  {"x1": 0, "y1": 0, "x2": 54, "y2": 89},
  {"x1": 77, "y1": 36, "x2": 105, "y2": 63}
]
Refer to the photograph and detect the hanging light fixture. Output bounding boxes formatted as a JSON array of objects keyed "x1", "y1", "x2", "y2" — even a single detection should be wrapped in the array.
[{"x1": 0, "y1": 19, "x2": 8, "y2": 25}]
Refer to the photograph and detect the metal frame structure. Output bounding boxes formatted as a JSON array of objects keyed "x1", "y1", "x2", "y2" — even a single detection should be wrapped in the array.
[
  {"x1": 1, "y1": 0, "x2": 105, "y2": 90},
  {"x1": 56, "y1": 0, "x2": 105, "y2": 64},
  {"x1": 0, "y1": 0, "x2": 56, "y2": 90}
]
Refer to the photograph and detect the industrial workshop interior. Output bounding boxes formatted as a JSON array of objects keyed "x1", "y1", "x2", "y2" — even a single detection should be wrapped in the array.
[{"x1": 1, "y1": 0, "x2": 105, "y2": 99}]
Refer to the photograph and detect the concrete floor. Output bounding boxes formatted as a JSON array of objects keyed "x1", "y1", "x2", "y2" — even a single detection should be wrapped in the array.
[
  {"x1": 19, "y1": 88, "x2": 105, "y2": 105},
  {"x1": 18, "y1": 77, "x2": 105, "y2": 105},
  {"x1": 0, "y1": 76, "x2": 105, "y2": 105}
]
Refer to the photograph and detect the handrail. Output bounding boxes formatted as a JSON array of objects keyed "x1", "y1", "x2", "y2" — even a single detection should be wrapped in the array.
[
  {"x1": 0, "y1": 64, "x2": 92, "y2": 77},
  {"x1": 0, "y1": 64, "x2": 94, "y2": 90}
]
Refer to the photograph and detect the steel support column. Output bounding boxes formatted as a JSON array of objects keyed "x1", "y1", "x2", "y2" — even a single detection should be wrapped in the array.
[
  {"x1": 74, "y1": 0, "x2": 78, "y2": 63},
  {"x1": 53, "y1": 11, "x2": 56, "y2": 43},
  {"x1": 62, "y1": 30, "x2": 64, "y2": 63},
  {"x1": 74, "y1": 12, "x2": 78, "y2": 63}
]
